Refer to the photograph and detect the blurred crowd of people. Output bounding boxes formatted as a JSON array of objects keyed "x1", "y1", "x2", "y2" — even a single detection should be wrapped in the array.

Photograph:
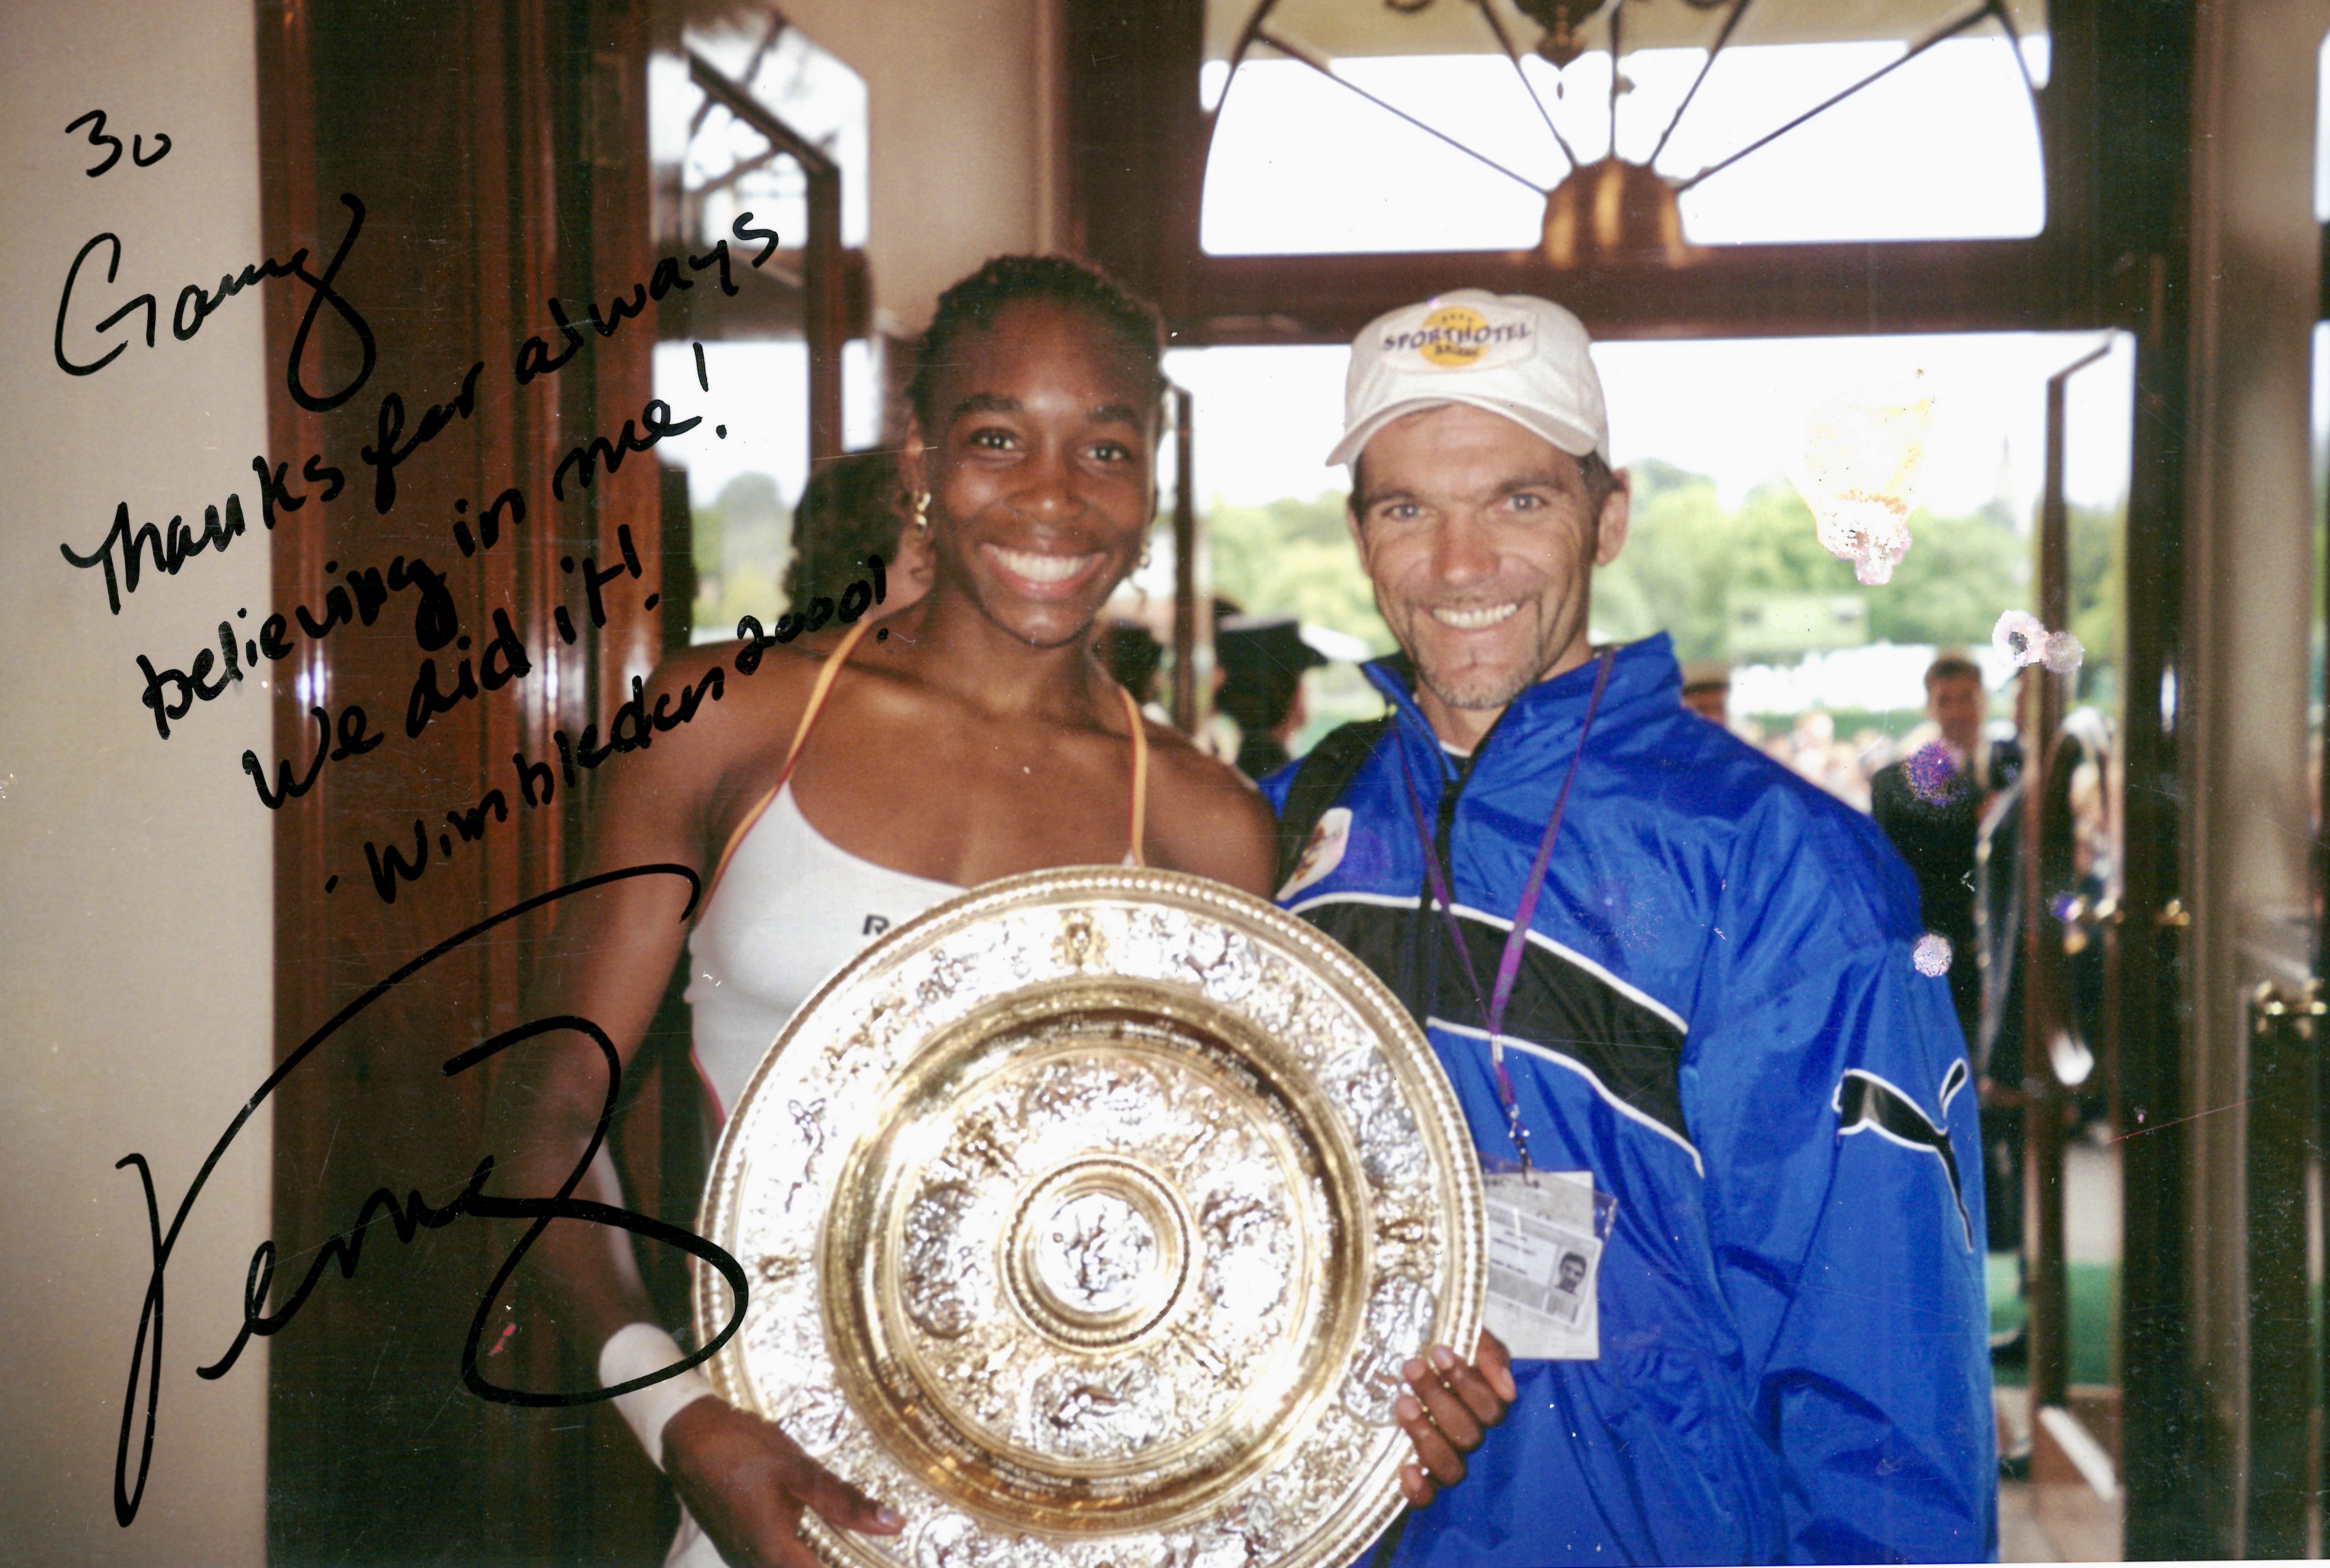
[
  {"x1": 1676, "y1": 659, "x2": 2014, "y2": 819},
  {"x1": 1095, "y1": 602, "x2": 1331, "y2": 781}
]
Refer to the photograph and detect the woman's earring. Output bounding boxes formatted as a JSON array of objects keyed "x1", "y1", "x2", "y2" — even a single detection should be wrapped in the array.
[{"x1": 913, "y1": 490, "x2": 932, "y2": 533}]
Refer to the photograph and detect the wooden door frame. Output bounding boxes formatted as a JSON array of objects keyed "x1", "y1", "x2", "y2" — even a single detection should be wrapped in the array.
[{"x1": 256, "y1": 1, "x2": 670, "y2": 1559}]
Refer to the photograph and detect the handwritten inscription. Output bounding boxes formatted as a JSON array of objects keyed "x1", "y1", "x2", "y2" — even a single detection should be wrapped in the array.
[
  {"x1": 54, "y1": 192, "x2": 376, "y2": 412},
  {"x1": 58, "y1": 118, "x2": 785, "y2": 1545},
  {"x1": 55, "y1": 205, "x2": 792, "y2": 831},
  {"x1": 242, "y1": 702, "x2": 386, "y2": 812},
  {"x1": 62, "y1": 493, "x2": 255, "y2": 616},
  {"x1": 110, "y1": 865, "x2": 748, "y2": 1528},
  {"x1": 367, "y1": 662, "x2": 728, "y2": 904},
  {"x1": 53, "y1": 204, "x2": 776, "y2": 614},
  {"x1": 346, "y1": 548, "x2": 887, "y2": 905},
  {"x1": 734, "y1": 552, "x2": 891, "y2": 670},
  {"x1": 552, "y1": 396, "x2": 701, "y2": 499},
  {"x1": 59, "y1": 455, "x2": 353, "y2": 616},
  {"x1": 65, "y1": 108, "x2": 171, "y2": 178}
]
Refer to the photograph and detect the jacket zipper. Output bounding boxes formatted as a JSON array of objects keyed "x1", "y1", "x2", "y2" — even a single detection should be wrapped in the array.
[{"x1": 1414, "y1": 720, "x2": 1488, "y2": 1029}]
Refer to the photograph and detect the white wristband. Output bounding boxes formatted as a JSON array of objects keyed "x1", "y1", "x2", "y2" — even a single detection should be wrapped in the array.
[{"x1": 598, "y1": 1322, "x2": 717, "y2": 1470}]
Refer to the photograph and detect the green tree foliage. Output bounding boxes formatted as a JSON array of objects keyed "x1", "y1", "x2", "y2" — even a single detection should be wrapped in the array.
[
  {"x1": 686, "y1": 472, "x2": 791, "y2": 637},
  {"x1": 1202, "y1": 469, "x2": 2130, "y2": 720},
  {"x1": 1206, "y1": 492, "x2": 1394, "y2": 653},
  {"x1": 1588, "y1": 459, "x2": 1724, "y2": 657},
  {"x1": 1867, "y1": 499, "x2": 2031, "y2": 647},
  {"x1": 1594, "y1": 466, "x2": 2035, "y2": 660},
  {"x1": 2065, "y1": 503, "x2": 2123, "y2": 706}
]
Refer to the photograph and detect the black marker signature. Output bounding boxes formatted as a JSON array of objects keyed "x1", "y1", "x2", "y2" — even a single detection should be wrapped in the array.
[
  {"x1": 55, "y1": 191, "x2": 376, "y2": 414},
  {"x1": 111, "y1": 863, "x2": 745, "y2": 1528}
]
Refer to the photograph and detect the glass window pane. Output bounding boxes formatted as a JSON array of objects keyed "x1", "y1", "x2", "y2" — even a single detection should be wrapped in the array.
[{"x1": 1202, "y1": 0, "x2": 2044, "y2": 254}]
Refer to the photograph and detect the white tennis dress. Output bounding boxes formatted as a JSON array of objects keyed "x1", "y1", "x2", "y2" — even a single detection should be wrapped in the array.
[{"x1": 682, "y1": 779, "x2": 959, "y2": 1119}]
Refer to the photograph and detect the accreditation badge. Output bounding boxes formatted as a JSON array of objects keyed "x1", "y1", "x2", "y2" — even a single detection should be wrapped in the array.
[{"x1": 1481, "y1": 1167, "x2": 1614, "y2": 1361}]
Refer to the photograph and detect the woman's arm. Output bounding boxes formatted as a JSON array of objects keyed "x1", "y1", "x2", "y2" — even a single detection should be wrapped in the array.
[
  {"x1": 489, "y1": 651, "x2": 901, "y2": 1568},
  {"x1": 490, "y1": 746, "x2": 699, "y2": 1353}
]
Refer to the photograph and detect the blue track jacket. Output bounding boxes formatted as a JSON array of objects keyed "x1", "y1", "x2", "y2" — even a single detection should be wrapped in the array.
[{"x1": 1266, "y1": 636, "x2": 1995, "y2": 1566}]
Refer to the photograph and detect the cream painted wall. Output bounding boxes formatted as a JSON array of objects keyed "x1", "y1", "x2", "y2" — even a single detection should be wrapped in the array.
[
  {"x1": 779, "y1": 0, "x2": 1056, "y2": 330},
  {"x1": 0, "y1": 3, "x2": 272, "y2": 1563}
]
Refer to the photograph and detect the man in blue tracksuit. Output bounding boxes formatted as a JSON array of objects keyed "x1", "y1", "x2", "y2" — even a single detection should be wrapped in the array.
[{"x1": 1271, "y1": 290, "x2": 1995, "y2": 1565}]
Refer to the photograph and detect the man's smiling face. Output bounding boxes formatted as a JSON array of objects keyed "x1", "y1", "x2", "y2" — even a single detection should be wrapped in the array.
[{"x1": 1349, "y1": 403, "x2": 1629, "y2": 749}]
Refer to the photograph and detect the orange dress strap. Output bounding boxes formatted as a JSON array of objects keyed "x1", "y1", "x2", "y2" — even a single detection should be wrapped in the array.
[
  {"x1": 1118, "y1": 684, "x2": 1149, "y2": 869},
  {"x1": 701, "y1": 616, "x2": 877, "y2": 909}
]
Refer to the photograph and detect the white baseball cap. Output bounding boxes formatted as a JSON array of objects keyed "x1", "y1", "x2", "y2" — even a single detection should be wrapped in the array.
[{"x1": 1328, "y1": 289, "x2": 1609, "y2": 467}]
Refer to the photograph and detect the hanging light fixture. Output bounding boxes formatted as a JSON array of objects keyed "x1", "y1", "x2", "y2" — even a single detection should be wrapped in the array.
[
  {"x1": 1513, "y1": 0, "x2": 1608, "y2": 69},
  {"x1": 1540, "y1": 156, "x2": 1691, "y2": 268},
  {"x1": 1213, "y1": 0, "x2": 2034, "y2": 273},
  {"x1": 1521, "y1": 0, "x2": 1696, "y2": 268}
]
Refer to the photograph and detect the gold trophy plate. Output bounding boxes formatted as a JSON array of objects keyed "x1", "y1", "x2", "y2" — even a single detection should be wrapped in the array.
[{"x1": 695, "y1": 867, "x2": 1484, "y2": 1568}]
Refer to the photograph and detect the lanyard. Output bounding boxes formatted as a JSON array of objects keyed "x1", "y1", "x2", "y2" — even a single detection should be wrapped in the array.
[{"x1": 1398, "y1": 648, "x2": 1617, "y2": 1173}]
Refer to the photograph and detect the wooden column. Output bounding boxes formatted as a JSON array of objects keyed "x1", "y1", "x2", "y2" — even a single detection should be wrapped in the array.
[
  {"x1": 258, "y1": 2, "x2": 666, "y2": 1559},
  {"x1": 1169, "y1": 384, "x2": 1209, "y2": 734},
  {"x1": 2023, "y1": 344, "x2": 2111, "y2": 1413}
]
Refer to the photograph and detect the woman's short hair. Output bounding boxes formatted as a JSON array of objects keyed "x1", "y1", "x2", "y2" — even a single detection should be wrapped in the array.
[
  {"x1": 782, "y1": 449, "x2": 906, "y2": 609},
  {"x1": 905, "y1": 255, "x2": 1167, "y2": 434}
]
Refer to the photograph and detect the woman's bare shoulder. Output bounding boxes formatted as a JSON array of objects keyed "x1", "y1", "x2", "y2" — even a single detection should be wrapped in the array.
[
  {"x1": 602, "y1": 636, "x2": 837, "y2": 806},
  {"x1": 1137, "y1": 717, "x2": 1279, "y2": 898}
]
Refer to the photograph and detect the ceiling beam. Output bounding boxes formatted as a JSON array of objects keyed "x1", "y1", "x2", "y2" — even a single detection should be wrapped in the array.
[{"x1": 1177, "y1": 236, "x2": 2091, "y2": 346}]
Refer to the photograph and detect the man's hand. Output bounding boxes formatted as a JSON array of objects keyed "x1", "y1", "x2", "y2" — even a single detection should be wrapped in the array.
[
  {"x1": 1393, "y1": 1329, "x2": 1516, "y2": 1508},
  {"x1": 663, "y1": 1397, "x2": 904, "y2": 1568}
]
